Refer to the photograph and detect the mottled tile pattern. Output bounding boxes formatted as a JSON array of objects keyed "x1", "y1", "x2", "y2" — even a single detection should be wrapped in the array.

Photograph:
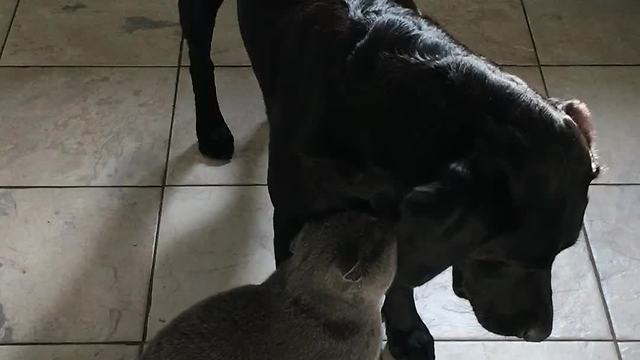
[
  {"x1": 544, "y1": 66, "x2": 640, "y2": 183},
  {"x1": 586, "y1": 187, "x2": 640, "y2": 340},
  {"x1": 0, "y1": 188, "x2": 160, "y2": 342},
  {"x1": 1, "y1": 0, "x2": 181, "y2": 65},
  {"x1": 1, "y1": 0, "x2": 638, "y2": 358},
  {"x1": 621, "y1": 343, "x2": 640, "y2": 360},
  {"x1": 167, "y1": 69, "x2": 268, "y2": 185},
  {"x1": 526, "y1": 0, "x2": 640, "y2": 65},
  {"x1": 382, "y1": 342, "x2": 619, "y2": 360},
  {"x1": 146, "y1": 187, "x2": 274, "y2": 338},
  {"x1": 415, "y1": 237, "x2": 611, "y2": 339},
  {"x1": 416, "y1": 0, "x2": 536, "y2": 65},
  {"x1": 0, "y1": 345, "x2": 140, "y2": 360},
  {"x1": 181, "y1": 0, "x2": 250, "y2": 66},
  {"x1": 0, "y1": 68, "x2": 175, "y2": 186}
]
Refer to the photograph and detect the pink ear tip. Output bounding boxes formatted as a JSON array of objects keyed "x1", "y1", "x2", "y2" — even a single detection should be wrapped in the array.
[
  {"x1": 564, "y1": 100, "x2": 595, "y2": 146},
  {"x1": 567, "y1": 100, "x2": 591, "y2": 116}
]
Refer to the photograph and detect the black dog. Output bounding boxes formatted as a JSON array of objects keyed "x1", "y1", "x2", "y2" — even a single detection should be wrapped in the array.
[{"x1": 179, "y1": 0, "x2": 600, "y2": 359}]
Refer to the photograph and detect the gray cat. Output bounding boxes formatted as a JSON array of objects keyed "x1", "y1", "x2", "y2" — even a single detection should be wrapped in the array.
[{"x1": 142, "y1": 212, "x2": 396, "y2": 360}]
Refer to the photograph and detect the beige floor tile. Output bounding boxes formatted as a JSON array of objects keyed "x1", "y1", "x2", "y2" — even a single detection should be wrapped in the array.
[
  {"x1": 543, "y1": 66, "x2": 640, "y2": 183},
  {"x1": 621, "y1": 343, "x2": 640, "y2": 360},
  {"x1": 415, "y1": 236, "x2": 611, "y2": 339},
  {"x1": 1, "y1": 0, "x2": 181, "y2": 65},
  {"x1": 167, "y1": 68, "x2": 268, "y2": 185},
  {"x1": 0, "y1": 345, "x2": 139, "y2": 360},
  {"x1": 0, "y1": 188, "x2": 160, "y2": 342},
  {"x1": 381, "y1": 341, "x2": 618, "y2": 360},
  {"x1": 586, "y1": 186, "x2": 640, "y2": 340},
  {"x1": 0, "y1": 68, "x2": 175, "y2": 186},
  {"x1": 146, "y1": 186, "x2": 274, "y2": 338},
  {"x1": 502, "y1": 66, "x2": 546, "y2": 94},
  {"x1": 181, "y1": 0, "x2": 250, "y2": 66},
  {"x1": 525, "y1": 0, "x2": 640, "y2": 65},
  {"x1": 0, "y1": 0, "x2": 17, "y2": 44},
  {"x1": 416, "y1": 0, "x2": 536, "y2": 65}
]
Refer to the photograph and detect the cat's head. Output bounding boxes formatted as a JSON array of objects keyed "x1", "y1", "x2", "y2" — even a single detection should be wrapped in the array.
[{"x1": 289, "y1": 212, "x2": 397, "y2": 302}]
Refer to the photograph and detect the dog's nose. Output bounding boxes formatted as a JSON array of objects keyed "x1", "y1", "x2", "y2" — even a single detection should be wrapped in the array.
[{"x1": 521, "y1": 326, "x2": 551, "y2": 342}]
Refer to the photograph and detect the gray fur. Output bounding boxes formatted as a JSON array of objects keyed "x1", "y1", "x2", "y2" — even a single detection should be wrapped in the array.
[{"x1": 143, "y1": 212, "x2": 396, "y2": 360}]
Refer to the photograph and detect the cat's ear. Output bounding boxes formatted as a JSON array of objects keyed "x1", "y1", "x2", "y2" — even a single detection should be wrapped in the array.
[
  {"x1": 342, "y1": 262, "x2": 363, "y2": 282},
  {"x1": 336, "y1": 240, "x2": 363, "y2": 283}
]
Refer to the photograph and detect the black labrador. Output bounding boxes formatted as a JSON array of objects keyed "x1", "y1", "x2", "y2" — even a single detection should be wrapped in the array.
[{"x1": 179, "y1": 0, "x2": 600, "y2": 358}]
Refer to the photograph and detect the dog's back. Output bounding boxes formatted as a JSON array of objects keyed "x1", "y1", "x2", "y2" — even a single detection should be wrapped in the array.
[{"x1": 142, "y1": 212, "x2": 396, "y2": 360}]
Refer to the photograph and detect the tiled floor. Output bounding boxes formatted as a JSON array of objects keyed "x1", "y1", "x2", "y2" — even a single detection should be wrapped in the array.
[{"x1": 0, "y1": 0, "x2": 638, "y2": 359}]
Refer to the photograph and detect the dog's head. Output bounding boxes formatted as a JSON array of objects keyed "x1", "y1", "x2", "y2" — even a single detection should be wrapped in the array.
[
  {"x1": 400, "y1": 92, "x2": 599, "y2": 341},
  {"x1": 347, "y1": 42, "x2": 599, "y2": 339}
]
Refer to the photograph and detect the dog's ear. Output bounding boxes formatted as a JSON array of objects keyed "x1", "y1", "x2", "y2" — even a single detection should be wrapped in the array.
[
  {"x1": 403, "y1": 183, "x2": 448, "y2": 213},
  {"x1": 402, "y1": 181, "x2": 468, "y2": 237},
  {"x1": 550, "y1": 99, "x2": 595, "y2": 148},
  {"x1": 563, "y1": 100, "x2": 595, "y2": 148},
  {"x1": 549, "y1": 98, "x2": 600, "y2": 176},
  {"x1": 403, "y1": 159, "x2": 519, "y2": 238},
  {"x1": 403, "y1": 161, "x2": 472, "y2": 211},
  {"x1": 402, "y1": 162, "x2": 474, "y2": 230}
]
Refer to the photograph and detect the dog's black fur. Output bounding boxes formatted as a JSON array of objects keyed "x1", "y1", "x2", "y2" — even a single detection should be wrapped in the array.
[{"x1": 180, "y1": 0, "x2": 600, "y2": 358}]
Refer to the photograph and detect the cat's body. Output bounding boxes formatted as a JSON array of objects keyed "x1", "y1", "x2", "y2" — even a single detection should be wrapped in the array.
[{"x1": 143, "y1": 212, "x2": 396, "y2": 360}]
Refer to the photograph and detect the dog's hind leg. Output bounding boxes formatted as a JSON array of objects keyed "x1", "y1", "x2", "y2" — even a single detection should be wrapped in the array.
[
  {"x1": 383, "y1": 284, "x2": 435, "y2": 360},
  {"x1": 179, "y1": 0, "x2": 234, "y2": 160}
]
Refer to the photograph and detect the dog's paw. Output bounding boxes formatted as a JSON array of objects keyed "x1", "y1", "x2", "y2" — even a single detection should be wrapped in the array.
[
  {"x1": 388, "y1": 328, "x2": 435, "y2": 360},
  {"x1": 197, "y1": 123, "x2": 235, "y2": 160}
]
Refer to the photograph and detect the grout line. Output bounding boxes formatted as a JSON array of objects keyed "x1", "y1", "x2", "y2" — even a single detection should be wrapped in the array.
[
  {"x1": 0, "y1": 64, "x2": 180, "y2": 68},
  {"x1": 497, "y1": 64, "x2": 539, "y2": 67},
  {"x1": 434, "y1": 338, "x2": 620, "y2": 343},
  {"x1": 0, "y1": 184, "x2": 268, "y2": 189},
  {"x1": 0, "y1": 64, "x2": 253, "y2": 68},
  {"x1": 591, "y1": 183, "x2": 640, "y2": 187},
  {"x1": 0, "y1": 341, "x2": 142, "y2": 346},
  {"x1": 0, "y1": 0, "x2": 21, "y2": 60},
  {"x1": 540, "y1": 63, "x2": 640, "y2": 67},
  {"x1": 138, "y1": 343, "x2": 145, "y2": 359},
  {"x1": 0, "y1": 339, "x2": 632, "y2": 347},
  {"x1": 0, "y1": 185, "x2": 163, "y2": 189},
  {"x1": 0, "y1": 63, "x2": 637, "y2": 69},
  {"x1": 139, "y1": 38, "x2": 184, "y2": 345},
  {"x1": 582, "y1": 226, "x2": 623, "y2": 360},
  {"x1": 518, "y1": 0, "x2": 549, "y2": 96},
  {"x1": 137, "y1": 118, "x2": 168, "y2": 344},
  {"x1": 180, "y1": 64, "x2": 253, "y2": 68},
  {"x1": 164, "y1": 183, "x2": 268, "y2": 187},
  {"x1": 163, "y1": 183, "x2": 268, "y2": 187}
]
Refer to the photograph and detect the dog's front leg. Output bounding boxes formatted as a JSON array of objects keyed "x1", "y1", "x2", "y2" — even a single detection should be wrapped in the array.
[
  {"x1": 273, "y1": 208, "x2": 305, "y2": 267},
  {"x1": 383, "y1": 283, "x2": 435, "y2": 360},
  {"x1": 179, "y1": 0, "x2": 235, "y2": 160}
]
